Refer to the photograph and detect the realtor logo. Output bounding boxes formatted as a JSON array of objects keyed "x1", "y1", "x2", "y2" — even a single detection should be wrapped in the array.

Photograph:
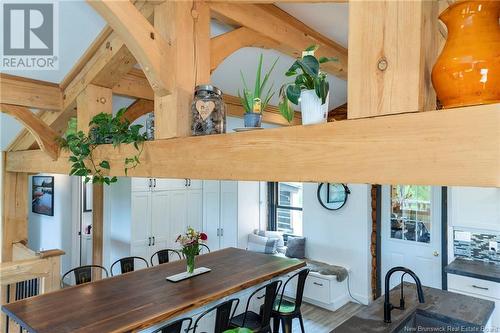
[{"x1": 1, "y1": 1, "x2": 59, "y2": 70}]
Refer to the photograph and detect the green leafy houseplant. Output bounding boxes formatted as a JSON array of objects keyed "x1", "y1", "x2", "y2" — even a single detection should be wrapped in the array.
[
  {"x1": 238, "y1": 54, "x2": 279, "y2": 115},
  {"x1": 278, "y1": 45, "x2": 337, "y2": 123},
  {"x1": 58, "y1": 108, "x2": 147, "y2": 185},
  {"x1": 223, "y1": 328, "x2": 253, "y2": 333}
]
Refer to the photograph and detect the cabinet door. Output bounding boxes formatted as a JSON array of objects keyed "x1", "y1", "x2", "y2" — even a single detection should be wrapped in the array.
[
  {"x1": 151, "y1": 191, "x2": 172, "y2": 255},
  {"x1": 203, "y1": 181, "x2": 221, "y2": 251},
  {"x1": 187, "y1": 189, "x2": 203, "y2": 232},
  {"x1": 220, "y1": 181, "x2": 238, "y2": 249},
  {"x1": 154, "y1": 178, "x2": 187, "y2": 191},
  {"x1": 131, "y1": 192, "x2": 152, "y2": 259},
  {"x1": 169, "y1": 190, "x2": 189, "y2": 248},
  {"x1": 131, "y1": 177, "x2": 151, "y2": 192},
  {"x1": 188, "y1": 179, "x2": 202, "y2": 190}
]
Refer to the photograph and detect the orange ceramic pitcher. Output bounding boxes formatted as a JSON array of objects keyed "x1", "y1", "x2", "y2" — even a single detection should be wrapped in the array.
[{"x1": 431, "y1": 0, "x2": 500, "y2": 108}]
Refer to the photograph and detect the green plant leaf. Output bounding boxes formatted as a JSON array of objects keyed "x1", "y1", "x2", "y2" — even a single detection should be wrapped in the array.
[
  {"x1": 286, "y1": 85, "x2": 301, "y2": 105},
  {"x1": 259, "y1": 56, "x2": 279, "y2": 98},
  {"x1": 99, "y1": 160, "x2": 110, "y2": 170},
  {"x1": 254, "y1": 54, "x2": 263, "y2": 99},
  {"x1": 319, "y1": 56, "x2": 338, "y2": 64},
  {"x1": 305, "y1": 45, "x2": 319, "y2": 52},
  {"x1": 297, "y1": 55, "x2": 319, "y2": 77}
]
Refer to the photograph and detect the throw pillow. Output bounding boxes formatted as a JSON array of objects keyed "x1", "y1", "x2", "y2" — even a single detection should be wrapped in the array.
[
  {"x1": 285, "y1": 237, "x2": 306, "y2": 259},
  {"x1": 247, "y1": 233, "x2": 278, "y2": 254}
]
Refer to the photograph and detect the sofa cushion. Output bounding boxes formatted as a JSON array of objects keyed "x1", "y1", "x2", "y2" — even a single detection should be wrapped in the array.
[
  {"x1": 247, "y1": 233, "x2": 278, "y2": 254},
  {"x1": 285, "y1": 237, "x2": 306, "y2": 259},
  {"x1": 254, "y1": 230, "x2": 285, "y2": 248}
]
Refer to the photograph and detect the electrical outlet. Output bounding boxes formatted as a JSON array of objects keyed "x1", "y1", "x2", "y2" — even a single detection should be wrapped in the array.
[{"x1": 489, "y1": 241, "x2": 498, "y2": 252}]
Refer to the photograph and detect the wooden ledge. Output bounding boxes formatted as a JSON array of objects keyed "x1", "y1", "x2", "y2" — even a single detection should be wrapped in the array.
[
  {"x1": 38, "y1": 249, "x2": 65, "y2": 259},
  {"x1": 5, "y1": 104, "x2": 500, "y2": 187}
]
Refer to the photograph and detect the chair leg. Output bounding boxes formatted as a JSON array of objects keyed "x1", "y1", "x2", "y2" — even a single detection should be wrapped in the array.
[
  {"x1": 298, "y1": 314, "x2": 306, "y2": 333},
  {"x1": 273, "y1": 317, "x2": 280, "y2": 333},
  {"x1": 281, "y1": 317, "x2": 292, "y2": 333}
]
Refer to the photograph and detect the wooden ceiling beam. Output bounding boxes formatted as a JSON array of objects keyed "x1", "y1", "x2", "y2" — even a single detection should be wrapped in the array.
[
  {"x1": 6, "y1": 104, "x2": 499, "y2": 187},
  {"x1": 1, "y1": 104, "x2": 59, "y2": 160},
  {"x1": 88, "y1": 0, "x2": 173, "y2": 97},
  {"x1": 7, "y1": 110, "x2": 61, "y2": 151},
  {"x1": 0, "y1": 74, "x2": 62, "y2": 111},
  {"x1": 210, "y1": 27, "x2": 279, "y2": 73},
  {"x1": 209, "y1": 3, "x2": 348, "y2": 79}
]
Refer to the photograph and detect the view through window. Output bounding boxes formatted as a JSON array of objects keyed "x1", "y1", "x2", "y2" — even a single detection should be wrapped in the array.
[
  {"x1": 269, "y1": 182, "x2": 303, "y2": 236},
  {"x1": 390, "y1": 185, "x2": 431, "y2": 243}
]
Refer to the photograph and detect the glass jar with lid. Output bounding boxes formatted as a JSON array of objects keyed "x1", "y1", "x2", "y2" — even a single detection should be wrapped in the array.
[{"x1": 191, "y1": 85, "x2": 226, "y2": 136}]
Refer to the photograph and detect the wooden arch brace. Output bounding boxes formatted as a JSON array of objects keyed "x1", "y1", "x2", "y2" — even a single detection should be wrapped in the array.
[
  {"x1": 87, "y1": 0, "x2": 173, "y2": 96},
  {"x1": 210, "y1": 27, "x2": 279, "y2": 73},
  {"x1": 1, "y1": 104, "x2": 59, "y2": 160}
]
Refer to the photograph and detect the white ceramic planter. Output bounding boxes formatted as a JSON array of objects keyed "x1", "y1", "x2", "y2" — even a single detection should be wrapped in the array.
[{"x1": 300, "y1": 89, "x2": 329, "y2": 125}]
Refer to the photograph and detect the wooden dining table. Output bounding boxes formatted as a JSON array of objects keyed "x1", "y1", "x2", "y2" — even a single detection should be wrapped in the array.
[{"x1": 2, "y1": 247, "x2": 305, "y2": 333}]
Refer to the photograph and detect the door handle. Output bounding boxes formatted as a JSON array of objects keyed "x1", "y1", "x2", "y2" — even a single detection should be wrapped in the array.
[
  {"x1": 148, "y1": 237, "x2": 151, "y2": 246},
  {"x1": 152, "y1": 236, "x2": 155, "y2": 246},
  {"x1": 472, "y1": 285, "x2": 489, "y2": 291},
  {"x1": 433, "y1": 250, "x2": 439, "y2": 257},
  {"x1": 220, "y1": 228, "x2": 223, "y2": 237},
  {"x1": 313, "y1": 282, "x2": 323, "y2": 287}
]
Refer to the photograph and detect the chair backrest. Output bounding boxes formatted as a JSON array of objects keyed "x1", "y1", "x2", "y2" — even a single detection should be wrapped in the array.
[
  {"x1": 198, "y1": 244, "x2": 210, "y2": 255},
  {"x1": 277, "y1": 268, "x2": 310, "y2": 312},
  {"x1": 110, "y1": 256, "x2": 149, "y2": 276},
  {"x1": 241, "y1": 280, "x2": 282, "y2": 329},
  {"x1": 193, "y1": 298, "x2": 239, "y2": 333},
  {"x1": 61, "y1": 265, "x2": 109, "y2": 288},
  {"x1": 151, "y1": 249, "x2": 182, "y2": 266},
  {"x1": 152, "y1": 317, "x2": 192, "y2": 333}
]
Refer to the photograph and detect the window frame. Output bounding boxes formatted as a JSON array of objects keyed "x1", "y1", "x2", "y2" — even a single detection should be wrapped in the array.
[{"x1": 267, "y1": 182, "x2": 303, "y2": 235}]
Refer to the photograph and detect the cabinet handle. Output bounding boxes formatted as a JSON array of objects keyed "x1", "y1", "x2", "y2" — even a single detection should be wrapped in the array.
[
  {"x1": 313, "y1": 282, "x2": 323, "y2": 287},
  {"x1": 220, "y1": 228, "x2": 223, "y2": 236},
  {"x1": 471, "y1": 285, "x2": 489, "y2": 291},
  {"x1": 152, "y1": 236, "x2": 155, "y2": 246},
  {"x1": 148, "y1": 179, "x2": 152, "y2": 189},
  {"x1": 188, "y1": 179, "x2": 191, "y2": 187},
  {"x1": 148, "y1": 237, "x2": 151, "y2": 246},
  {"x1": 153, "y1": 179, "x2": 156, "y2": 188},
  {"x1": 216, "y1": 228, "x2": 220, "y2": 237},
  {"x1": 184, "y1": 179, "x2": 188, "y2": 187}
]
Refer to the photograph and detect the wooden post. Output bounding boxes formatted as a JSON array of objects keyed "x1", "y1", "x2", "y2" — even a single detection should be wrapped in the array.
[
  {"x1": 76, "y1": 85, "x2": 111, "y2": 270},
  {"x1": 153, "y1": 0, "x2": 211, "y2": 139},
  {"x1": 76, "y1": 84, "x2": 113, "y2": 132},
  {"x1": 348, "y1": 0, "x2": 439, "y2": 118},
  {"x1": 92, "y1": 184, "x2": 104, "y2": 271}
]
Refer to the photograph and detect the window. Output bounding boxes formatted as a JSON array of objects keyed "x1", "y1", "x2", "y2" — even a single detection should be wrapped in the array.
[
  {"x1": 268, "y1": 182, "x2": 303, "y2": 236},
  {"x1": 390, "y1": 185, "x2": 431, "y2": 243}
]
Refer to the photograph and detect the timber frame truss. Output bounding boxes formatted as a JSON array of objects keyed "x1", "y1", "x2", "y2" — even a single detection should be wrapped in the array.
[{"x1": 1, "y1": 0, "x2": 499, "y2": 187}]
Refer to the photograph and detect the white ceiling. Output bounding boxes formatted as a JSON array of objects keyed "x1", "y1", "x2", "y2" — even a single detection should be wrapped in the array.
[{"x1": 0, "y1": 1, "x2": 349, "y2": 151}]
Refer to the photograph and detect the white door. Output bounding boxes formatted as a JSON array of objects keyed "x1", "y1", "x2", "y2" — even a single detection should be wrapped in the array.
[
  {"x1": 187, "y1": 189, "x2": 203, "y2": 232},
  {"x1": 203, "y1": 181, "x2": 221, "y2": 251},
  {"x1": 220, "y1": 181, "x2": 238, "y2": 249},
  {"x1": 169, "y1": 190, "x2": 189, "y2": 248},
  {"x1": 131, "y1": 177, "x2": 151, "y2": 192},
  {"x1": 154, "y1": 178, "x2": 187, "y2": 191},
  {"x1": 151, "y1": 191, "x2": 172, "y2": 256},
  {"x1": 131, "y1": 192, "x2": 152, "y2": 260},
  {"x1": 381, "y1": 185, "x2": 442, "y2": 290}
]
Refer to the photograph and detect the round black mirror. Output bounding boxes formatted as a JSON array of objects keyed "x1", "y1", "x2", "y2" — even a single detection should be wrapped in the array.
[{"x1": 317, "y1": 183, "x2": 350, "y2": 210}]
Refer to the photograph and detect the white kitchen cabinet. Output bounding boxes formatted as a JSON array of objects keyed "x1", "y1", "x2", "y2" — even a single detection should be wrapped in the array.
[
  {"x1": 131, "y1": 179, "x2": 203, "y2": 261},
  {"x1": 450, "y1": 187, "x2": 500, "y2": 231},
  {"x1": 132, "y1": 178, "x2": 201, "y2": 192},
  {"x1": 203, "y1": 180, "x2": 239, "y2": 250},
  {"x1": 448, "y1": 274, "x2": 500, "y2": 329}
]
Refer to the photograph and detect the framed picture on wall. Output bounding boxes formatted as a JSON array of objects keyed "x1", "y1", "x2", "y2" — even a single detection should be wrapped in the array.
[
  {"x1": 83, "y1": 181, "x2": 92, "y2": 212},
  {"x1": 32, "y1": 176, "x2": 54, "y2": 216}
]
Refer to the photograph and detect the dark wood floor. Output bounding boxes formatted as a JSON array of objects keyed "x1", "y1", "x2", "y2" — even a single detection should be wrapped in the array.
[{"x1": 281, "y1": 302, "x2": 365, "y2": 333}]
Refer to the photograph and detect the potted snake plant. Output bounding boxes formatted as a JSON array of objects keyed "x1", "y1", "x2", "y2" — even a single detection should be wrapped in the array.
[
  {"x1": 238, "y1": 54, "x2": 278, "y2": 128},
  {"x1": 278, "y1": 45, "x2": 337, "y2": 125}
]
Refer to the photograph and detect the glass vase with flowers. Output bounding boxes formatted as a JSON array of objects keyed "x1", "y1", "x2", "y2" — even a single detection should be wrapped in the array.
[{"x1": 176, "y1": 227, "x2": 208, "y2": 274}]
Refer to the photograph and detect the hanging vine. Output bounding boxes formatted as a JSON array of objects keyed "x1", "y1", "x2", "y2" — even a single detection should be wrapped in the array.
[{"x1": 58, "y1": 108, "x2": 147, "y2": 185}]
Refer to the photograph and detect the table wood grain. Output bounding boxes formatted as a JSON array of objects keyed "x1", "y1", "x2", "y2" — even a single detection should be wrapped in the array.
[{"x1": 2, "y1": 248, "x2": 305, "y2": 333}]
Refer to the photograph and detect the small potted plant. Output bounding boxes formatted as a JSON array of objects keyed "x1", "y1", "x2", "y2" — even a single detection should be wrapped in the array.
[
  {"x1": 238, "y1": 54, "x2": 278, "y2": 128},
  {"x1": 278, "y1": 45, "x2": 337, "y2": 125},
  {"x1": 176, "y1": 227, "x2": 208, "y2": 274}
]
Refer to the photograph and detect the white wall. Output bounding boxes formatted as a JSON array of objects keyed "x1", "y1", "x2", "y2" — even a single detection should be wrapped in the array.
[
  {"x1": 237, "y1": 182, "x2": 261, "y2": 249},
  {"x1": 302, "y1": 183, "x2": 372, "y2": 304},
  {"x1": 28, "y1": 174, "x2": 74, "y2": 274}
]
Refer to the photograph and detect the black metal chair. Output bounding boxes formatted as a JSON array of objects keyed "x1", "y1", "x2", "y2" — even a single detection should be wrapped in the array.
[
  {"x1": 271, "y1": 269, "x2": 310, "y2": 333},
  {"x1": 150, "y1": 249, "x2": 182, "y2": 266},
  {"x1": 192, "y1": 298, "x2": 240, "y2": 333},
  {"x1": 110, "y1": 256, "x2": 149, "y2": 276},
  {"x1": 61, "y1": 265, "x2": 109, "y2": 288},
  {"x1": 151, "y1": 317, "x2": 192, "y2": 333},
  {"x1": 229, "y1": 280, "x2": 282, "y2": 333}
]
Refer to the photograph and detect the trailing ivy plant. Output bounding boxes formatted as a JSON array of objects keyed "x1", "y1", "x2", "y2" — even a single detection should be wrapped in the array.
[
  {"x1": 58, "y1": 108, "x2": 147, "y2": 185},
  {"x1": 278, "y1": 45, "x2": 338, "y2": 123}
]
